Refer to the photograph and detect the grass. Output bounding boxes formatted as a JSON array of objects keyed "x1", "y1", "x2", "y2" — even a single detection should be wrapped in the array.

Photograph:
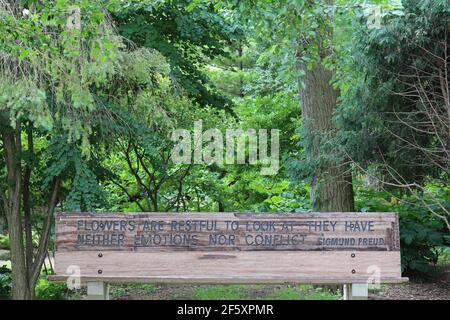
[
  {"x1": 436, "y1": 246, "x2": 450, "y2": 266},
  {"x1": 266, "y1": 285, "x2": 340, "y2": 300},
  {"x1": 193, "y1": 284, "x2": 340, "y2": 300},
  {"x1": 110, "y1": 283, "x2": 157, "y2": 299},
  {"x1": 194, "y1": 285, "x2": 248, "y2": 300}
]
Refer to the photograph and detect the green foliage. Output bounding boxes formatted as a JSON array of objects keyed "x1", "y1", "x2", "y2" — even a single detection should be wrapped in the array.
[
  {"x1": 194, "y1": 285, "x2": 247, "y2": 300},
  {"x1": 437, "y1": 247, "x2": 450, "y2": 266},
  {"x1": 0, "y1": 269, "x2": 70, "y2": 300},
  {"x1": 0, "y1": 264, "x2": 11, "y2": 298},
  {"x1": 0, "y1": 234, "x2": 9, "y2": 250},
  {"x1": 193, "y1": 284, "x2": 339, "y2": 300},
  {"x1": 0, "y1": 78, "x2": 51, "y2": 131},
  {"x1": 207, "y1": 91, "x2": 306, "y2": 213},
  {"x1": 2, "y1": 1, "x2": 449, "y2": 301},
  {"x1": 43, "y1": 135, "x2": 105, "y2": 211},
  {"x1": 267, "y1": 285, "x2": 339, "y2": 300},
  {"x1": 66, "y1": 159, "x2": 105, "y2": 211},
  {"x1": 35, "y1": 278, "x2": 68, "y2": 300},
  {"x1": 355, "y1": 187, "x2": 449, "y2": 273},
  {"x1": 334, "y1": 0, "x2": 449, "y2": 185},
  {"x1": 0, "y1": 0, "x2": 123, "y2": 155},
  {"x1": 112, "y1": 0, "x2": 243, "y2": 110},
  {"x1": 110, "y1": 284, "x2": 157, "y2": 299}
]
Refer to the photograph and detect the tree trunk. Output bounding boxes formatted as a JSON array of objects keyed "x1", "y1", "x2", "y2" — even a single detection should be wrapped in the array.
[
  {"x1": 296, "y1": 0, "x2": 355, "y2": 212},
  {"x1": 28, "y1": 177, "x2": 61, "y2": 293},
  {"x1": 23, "y1": 122, "x2": 34, "y2": 277},
  {"x1": 2, "y1": 127, "x2": 33, "y2": 299},
  {"x1": 6, "y1": 208, "x2": 32, "y2": 299},
  {"x1": 298, "y1": 64, "x2": 355, "y2": 212}
]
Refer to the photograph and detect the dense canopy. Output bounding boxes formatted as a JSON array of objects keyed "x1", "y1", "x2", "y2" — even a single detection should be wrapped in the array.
[{"x1": 0, "y1": 0, "x2": 448, "y2": 300}]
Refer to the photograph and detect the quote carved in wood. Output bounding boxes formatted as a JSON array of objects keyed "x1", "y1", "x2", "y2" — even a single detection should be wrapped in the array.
[{"x1": 53, "y1": 212, "x2": 404, "y2": 284}]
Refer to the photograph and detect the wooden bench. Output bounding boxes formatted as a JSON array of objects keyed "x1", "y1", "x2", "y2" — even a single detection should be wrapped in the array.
[{"x1": 49, "y1": 212, "x2": 408, "y2": 300}]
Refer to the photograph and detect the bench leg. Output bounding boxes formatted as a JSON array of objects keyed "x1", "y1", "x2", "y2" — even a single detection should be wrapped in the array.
[
  {"x1": 343, "y1": 283, "x2": 368, "y2": 300},
  {"x1": 87, "y1": 281, "x2": 109, "y2": 300}
]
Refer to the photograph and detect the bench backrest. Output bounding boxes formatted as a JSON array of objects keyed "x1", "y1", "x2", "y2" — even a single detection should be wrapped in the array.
[{"x1": 53, "y1": 212, "x2": 404, "y2": 284}]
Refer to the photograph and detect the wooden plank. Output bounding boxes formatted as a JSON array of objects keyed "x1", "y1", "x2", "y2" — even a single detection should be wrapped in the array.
[
  {"x1": 53, "y1": 251, "x2": 402, "y2": 282},
  {"x1": 55, "y1": 212, "x2": 400, "y2": 252},
  {"x1": 52, "y1": 212, "x2": 404, "y2": 284},
  {"x1": 48, "y1": 275, "x2": 409, "y2": 285}
]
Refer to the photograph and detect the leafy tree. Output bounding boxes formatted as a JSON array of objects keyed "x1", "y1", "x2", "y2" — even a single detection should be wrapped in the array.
[
  {"x1": 112, "y1": 0, "x2": 243, "y2": 111},
  {"x1": 87, "y1": 44, "x2": 233, "y2": 213},
  {"x1": 215, "y1": 0, "x2": 358, "y2": 212},
  {"x1": 1, "y1": 0, "x2": 448, "y2": 300},
  {"x1": 0, "y1": 0, "x2": 121, "y2": 299},
  {"x1": 334, "y1": 0, "x2": 450, "y2": 230}
]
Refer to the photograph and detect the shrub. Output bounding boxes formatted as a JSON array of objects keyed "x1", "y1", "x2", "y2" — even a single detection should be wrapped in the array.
[
  {"x1": 356, "y1": 188, "x2": 448, "y2": 274},
  {"x1": 35, "y1": 278, "x2": 68, "y2": 300},
  {"x1": 0, "y1": 234, "x2": 10, "y2": 250},
  {"x1": 0, "y1": 264, "x2": 11, "y2": 298}
]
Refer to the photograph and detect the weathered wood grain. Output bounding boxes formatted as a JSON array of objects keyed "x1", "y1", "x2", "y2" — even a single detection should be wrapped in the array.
[
  {"x1": 55, "y1": 212, "x2": 400, "y2": 252},
  {"x1": 52, "y1": 251, "x2": 404, "y2": 283},
  {"x1": 48, "y1": 275, "x2": 409, "y2": 284},
  {"x1": 52, "y1": 212, "x2": 404, "y2": 283}
]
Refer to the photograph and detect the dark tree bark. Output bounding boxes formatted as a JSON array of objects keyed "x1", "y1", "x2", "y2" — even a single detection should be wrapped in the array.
[
  {"x1": 1, "y1": 122, "x2": 61, "y2": 299},
  {"x1": 29, "y1": 177, "x2": 60, "y2": 290},
  {"x1": 23, "y1": 122, "x2": 34, "y2": 276},
  {"x1": 298, "y1": 64, "x2": 355, "y2": 212},
  {"x1": 1, "y1": 124, "x2": 31, "y2": 299},
  {"x1": 297, "y1": 0, "x2": 355, "y2": 215}
]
